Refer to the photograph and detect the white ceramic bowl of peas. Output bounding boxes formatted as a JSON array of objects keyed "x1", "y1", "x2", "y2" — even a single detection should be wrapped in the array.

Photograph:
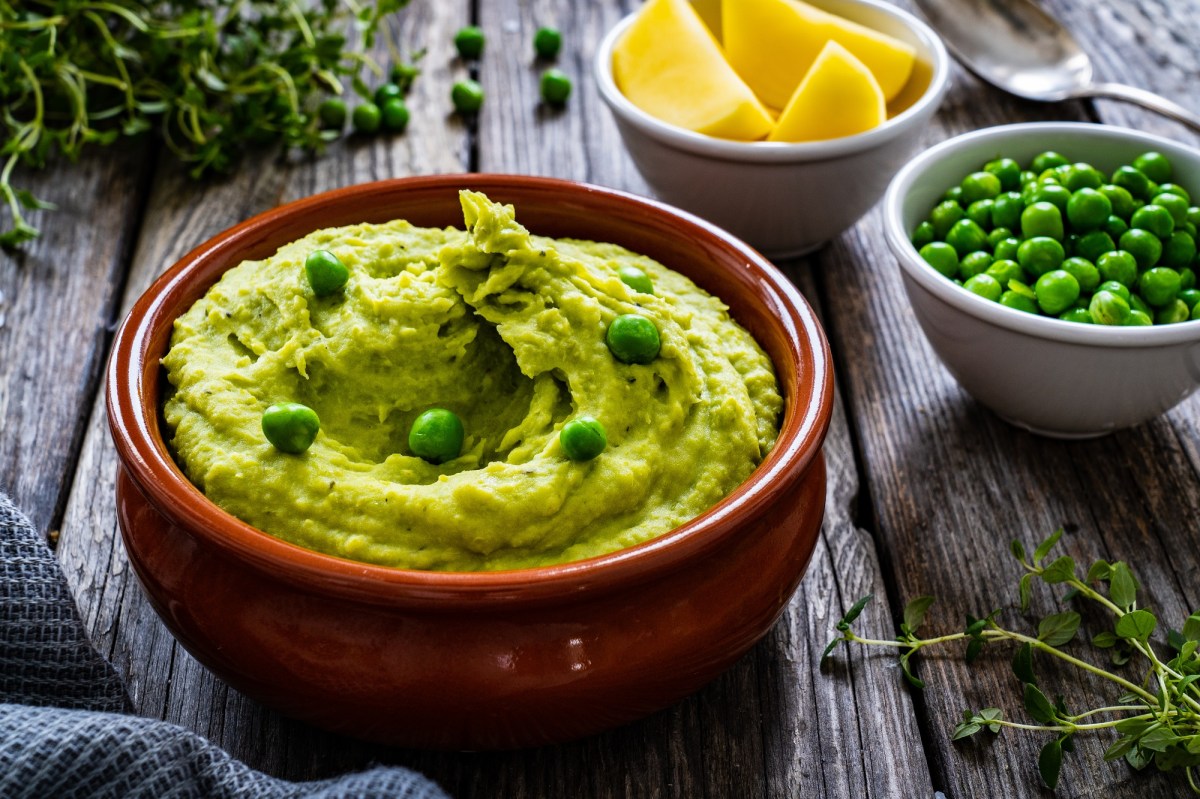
[{"x1": 884, "y1": 122, "x2": 1200, "y2": 438}]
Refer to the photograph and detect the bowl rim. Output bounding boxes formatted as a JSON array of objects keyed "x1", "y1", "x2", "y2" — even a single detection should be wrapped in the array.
[
  {"x1": 884, "y1": 121, "x2": 1200, "y2": 348},
  {"x1": 593, "y1": 0, "x2": 950, "y2": 164},
  {"x1": 106, "y1": 173, "x2": 834, "y2": 609}
]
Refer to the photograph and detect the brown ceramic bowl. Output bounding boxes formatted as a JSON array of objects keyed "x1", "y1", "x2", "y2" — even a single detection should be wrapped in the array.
[{"x1": 106, "y1": 174, "x2": 834, "y2": 750}]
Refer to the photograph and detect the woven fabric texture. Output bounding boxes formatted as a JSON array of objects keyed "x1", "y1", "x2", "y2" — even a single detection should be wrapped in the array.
[{"x1": 0, "y1": 493, "x2": 448, "y2": 799}]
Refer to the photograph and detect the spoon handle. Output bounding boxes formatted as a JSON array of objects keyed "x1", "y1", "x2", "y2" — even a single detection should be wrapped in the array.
[{"x1": 1084, "y1": 82, "x2": 1200, "y2": 133}]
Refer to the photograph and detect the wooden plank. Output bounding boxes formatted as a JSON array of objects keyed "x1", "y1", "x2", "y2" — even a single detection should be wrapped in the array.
[
  {"x1": 54, "y1": 0, "x2": 472, "y2": 782},
  {"x1": 816, "y1": 1, "x2": 1200, "y2": 796},
  {"x1": 0, "y1": 145, "x2": 151, "y2": 534}
]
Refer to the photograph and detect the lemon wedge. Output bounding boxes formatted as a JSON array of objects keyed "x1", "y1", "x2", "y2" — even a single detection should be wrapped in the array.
[
  {"x1": 724, "y1": 0, "x2": 916, "y2": 109},
  {"x1": 768, "y1": 40, "x2": 886, "y2": 142},
  {"x1": 613, "y1": 0, "x2": 774, "y2": 140}
]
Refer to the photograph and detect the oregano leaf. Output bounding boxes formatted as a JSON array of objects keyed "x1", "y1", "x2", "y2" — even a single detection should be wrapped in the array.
[
  {"x1": 1183, "y1": 611, "x2": 1200, "y2": 643},
  {"x1": 1018, "y1": 573, "x2": 1033, "y2": 613},
  {"x1": 1012, "y1": 642, "x2": 1036, "y2": 685},
  {"x1": 1091, "y1": 631, "x2": 1118, "y2": 648},
  {"x1": 842, "y1": 594, "x2": 874, "y2": 626},
  {"x1": 1139, "y1": 726, "x2": 1180, "y2": 753},
  {"x1": 1038, "y1": 611, "x2": 1081, "y2": 646},
  {"x1": 1115, "y1": 610, "x2": 1157, "y2": 642},
  {"x1": 1033, "y1": 529, "x2": 1063, "y2": 566},
  {"x1": 1109, "y1": 562, "x2": 1138, "y2": 610},
  {"x1": 1023, "y1": 683, "x2": 1057, "y2": 724},
  {"x1": 903, "y1": 596, "x2": 936, "y2": 634},
  {"x1": 952, "y1": 722, "x2": 982, "y2": 741},
  {"x1": 1040, "y1": 556, "x2": 1076, "y2": 584},
  {"x1": 1010, "y1": 539, "x2": 1027, "y2": 564},
  {"x1": 1038, "y1": 738, "x2": 1063, "y2": 789},
  {"x1": 1104, "y1": 735, "x2": 1134, "y2": 761},
  {"x1": 821, "y1": 638, "x2": 841, "y2": 661},
  {"x1": 1086, "y1": 559, "x2": 1112, "y2": 583},
  {"x1": 899, "y1": 651, "x2": 925, "y2": 689},
  {"x1": 965, "y1": 637, "x2": 984, "y2": 664},
  {"x1": 1126, "y1": 747, "x2": 1153, "y2": 770}
]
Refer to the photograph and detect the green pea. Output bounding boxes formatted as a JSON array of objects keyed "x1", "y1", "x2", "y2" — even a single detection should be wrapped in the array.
[
  {"x1": 1061, "y1": 257, "x2": 1100, "y2": 294},
  {"x1": 1064, "y1": 162, "x2": 1104, "y2": 191},
  {"x1": 999, "y1": 290, "x2": 1039, "y2": 314},
  {"x1": 454, "y1": 25, "x2": 486, "y2": 59},
  {"x1": 920, "y1": 242, "x2": 959, "y2": 278},
  {"x1": 534, "y1": 26, "x2": 563, "y2": 59},
  {"x1": 990, "y1": 192, "x2": 1024, "y2": 230},
  {"x1": 374, "y1": 83, "x2": 404, "y2": 107},
  {"x1": 1031, "y1": 151, "x2": 1069, "y2": 172},
  {"x1": 1131, "y1": 204, "x2": 1175, "y2": 238},
  {"x1": 262, "y1": 402, "x2": 320, "y2": 454},
  {"x1": 1178, "y1": 288, "x2": 1200, "y2": 310},
  {"x1": 960, "y1": 251, "x2": 993, "y2": 279},
  {"x1": 1120, "y1": 228, "x2": 1164, "y2": 269},
  {"x1": 1059, "y1": 307, "x2": 1094, "y2": 324},
  {"x1": 966, "y1": 199, "x2": 994, "y2": 227},
  {"x1": 985, "y1": 259, "x2": 1023, "y2": 287},
  {"x1": 1126, "y1": 309, "x2": 1153, "y2": 326},
  {"x1": 961, "y1": 171, "x2": 1002, "y2": 204},
  {"x1": 1163, "y1": 231, "x2": 1197, "y2": 269},
  {"x1": 1099, "y1": 280, "x2": 1131, "y2": 302},
  {"x1": 1021, "y1": 201, "x2": 1064, "y2": 240},
  {"x1": 1184, "y1": 221, "x2": 1198, "y2": 239},
  {"x1": 618, "y1": 265, "x2": 654, "y2": 294},
  {"x1": 1089, "y1": 290, "x2": 1131, "y2": 325},
  {"x1": 1065, "y1": 188, "x2": 1112, "y2": 231},
  {"x1": 1158, "y1": 183, "x2": 1192, "y2": 203},
  {"x1": 1017, "y1": 236, "x2": 1065, "y2": 277},
  {"x1": 1139, "y1": 267, "x2": 1181, "y2": 306},
  {"x1": 930, "y1": 200, "x2": 964, "y2": 239},
  {"x1": 1099, "y1": 184, "x2": 1136, "y2": 219},
  {"x1": 987, "y1": 226, "x2": 1013, "y2": 248},
  {"x1": 1035, "y1": 269, "x2": 1080, "y2": 315},
  {"x1": 1096, "y1": 249, "x2": 1137, "y2": 287},
  {"x1": 911, "y1": 221, "x2": 935, "y2": 249},
  {"x1": 318, "y1": 98, "x2": 347, "y2": 129},
  {"x1": 540, "y1": 68, "x2": 572, "y2": 105},
  {"x1": 408, "y1": 408, "x2": 465, "y2": 464},
  {"x1": 351, "y1": 102, "x2": 382, "y2": 134},
  {"x1": 606, "y1": 313, "x2": 660, "y2": 364},
  {"x1": 390, "y1": 61, "x2": 420, "y2": 93},
  {"x1": 1102, "y1": 215, "x2": 1129, "y2": 241},
  {"x1": 1113, "y1": 165, "x2": 1154, "y2": 200},
  {"x1": 1133, "y1": 151, "x2": 1172, "y2": 184},
  {"x1": 1019, "y1": 170, "x2": 1038, "y2": 185},
  {"x1": 305, "y1": 249, "x2": 349, "y2": 296},
  {"x1": 559, "y1": 416, "x2": 607, "y2": 461},
  {"x1": 1129, "y1": 293, "x2": 1151, "y2": 316},
  {"x1": 1181, "y1": 267, "x2": 1197, "y2": 290},
  {"x1": 946, "y1": 219, "x2": 989, "y2": 255},
  {"x1": 944, "y1": 185, "x2": 963, "y2": 203},
  {"x1": 1074, "y1": 230, "x2": 1116, "y2": 263},
  {"x1": 1152, "y1": 193, "x2": 1189, "y2": 226},
  {"x1": 451, "y1": 79, "x2": 485, "y2": 114},
  {"x1": 1032, "y1": 183, "x2": 1072, "y2": 213},
  {"x1": 380, "y1": 97, "x2": 410, "y2": 132},
  {"x1": 982, "y1": 158, "x2": 1021, "y2": 191},
  {"x1": 1155, "y1": 299, "x2": 1190, "y2": 324},
  {"x1": 963, "y1": 273, "x2": 1002, "y2": 302},
  {"x1": 993, "y1": 237, "x2": 1020, "y2": 262},
  {"x1": 1193, "y1": 302, "x2": 1200, "y2": 321}
]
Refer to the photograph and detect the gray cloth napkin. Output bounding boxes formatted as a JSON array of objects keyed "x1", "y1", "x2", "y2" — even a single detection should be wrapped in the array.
[{"x1": 0, "y1": 493, "x2": 449, "y2": 799}]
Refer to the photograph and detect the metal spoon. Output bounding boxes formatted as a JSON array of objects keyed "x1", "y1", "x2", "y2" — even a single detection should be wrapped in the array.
[{"x1": 912, "y1": 0, "x2": 1200, "y2": 132}]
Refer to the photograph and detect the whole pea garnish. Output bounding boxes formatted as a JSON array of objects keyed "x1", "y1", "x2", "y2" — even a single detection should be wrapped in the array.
[
  {"x1": 1119, "y1": 228, "x2": 1163, "y2": 270},
  {"x1": 1066, "y1": 188, "x2": 1112, "y2": 231},
  {"x1": 1017, "y1": 236, "x2": 1065, "y2": 277},
  {"x1": 1138, "y1": 267, "x2": 1182, "y2": 307},
  {"x1": 963, "y1": 274, "x2": 1002, "y2": 302},
  {"x1": 1133, "y1": 151, "x2": 1172, "y2": 184},
  {"x1": 305, "y1": 250, "x2": 349, "y2": 296},
  {"x1": 1155, "y1": 299, "x2": 1190, "y2": 325},
  {"x1": 262, "y1": 402, "x2": 320, "y2": 454},
  {"x1": 374, "y1": 83, "x2": 404, "y2": 107},
  {"x1": 380, "y1": 97, "x2": 410, "y2": 133},
  {"x1": 351, "y1": 102, "x2": 382, "y2": 134},
  {"x1": 454, "y1": 26, "x2": 485, "y2": 59},
  {"x1": 1089, "y1": 290, "x2": 1131, "y2": 326},
  {"x1": 534, "y1": 26, "x2": 563, "y2": 59},
  {"x1": 919, "y1": 242, "x2": 959, "y2": 279},
  {"x1": 408, "y1": 408, "x2": 465, "y2": 464},
  {"x1": 318, "y1": 98, "x2": 347, "y2": 129},
  {"x1": 451, "y1": 79, "x2": 484, "y2": 114},
  {"x1": 1021, "y1": 201, "x2": 1064, "y2": 240},
  {"x1": 559, "y1": 416, "x2": 607, "y2": 461},
  {"x1": 618, "y1": 265, "x2": 654, "y2": 295},
  {"x1": 1095, "y1": 250, "x2": 1137, "y2": 288},
  {"x1": 606, "y1": 313, "x2": 660, "y2": 364},
  {"x1": 1031, "y1": 151, "x2": 1069, "y2": 173},
  {"x1": 1034, "y1": 270, "x2": 1080, "y2": 315},
  {"x1": 1163, "y1": 232, "x2": 1197, "y2": 269},
  {"x1": 540, "y1": 68, "x2": 572, "y2": 105}
]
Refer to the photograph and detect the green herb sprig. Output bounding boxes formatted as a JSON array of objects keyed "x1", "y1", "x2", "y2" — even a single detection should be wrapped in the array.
[
  {"x1": 0, "y1": 0, "x2": 409, "y2": 247},
  {"x1": 825, "y1": 529, "x2": 1200, "y2": 792}
]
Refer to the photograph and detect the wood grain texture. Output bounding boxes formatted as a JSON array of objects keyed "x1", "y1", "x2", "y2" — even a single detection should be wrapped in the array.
[
  {"x1": 0, "y1": 144, "x2": 151, "y2": 534},
  {"x1": 813, "y1": 1, "x2": 1200, "y2": 796}
]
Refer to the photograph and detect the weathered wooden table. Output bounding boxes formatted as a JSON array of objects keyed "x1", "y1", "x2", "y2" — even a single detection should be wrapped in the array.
[{"x1": 3, "y1": 1, "x2": 1199, "y2": 796}]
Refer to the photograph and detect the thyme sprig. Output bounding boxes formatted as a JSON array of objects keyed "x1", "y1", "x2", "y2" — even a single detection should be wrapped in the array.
[
  {"x1": 0, "y1": 0, "x2": 409, "y2": 246},
  {"x1": 826, "y1": 529, "x2": 1200, "y2": 792}
]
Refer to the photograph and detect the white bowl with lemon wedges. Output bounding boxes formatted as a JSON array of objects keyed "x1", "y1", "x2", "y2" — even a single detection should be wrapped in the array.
[{"x1": 595, "y1": 0, "x2": 949, "y2": 257}]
